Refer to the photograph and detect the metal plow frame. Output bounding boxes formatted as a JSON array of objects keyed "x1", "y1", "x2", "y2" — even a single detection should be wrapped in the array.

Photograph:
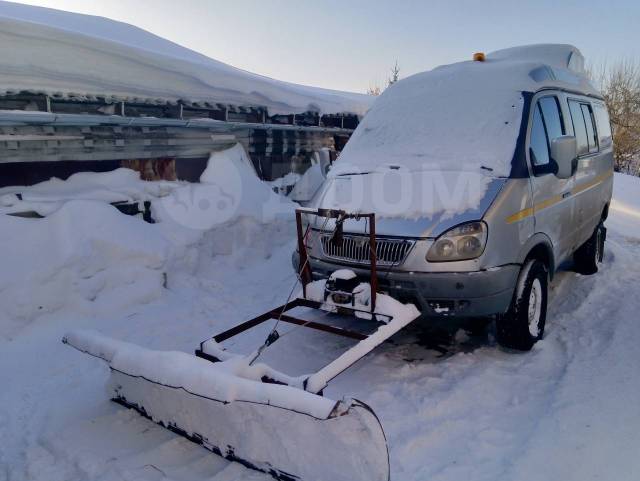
[
  {"x1": 62, "y1": 209, "x2": 421, "y2": 481},
  {"x1": 196, "y1": 208, "x2": 418, "y2": 395},
  {"x1": 195, "y1": 296, "x2": 413, "y2": 395}
]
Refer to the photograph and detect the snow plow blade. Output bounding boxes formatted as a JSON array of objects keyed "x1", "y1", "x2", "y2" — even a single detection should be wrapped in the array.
[{"x1": 62, "y1": 329, "x2": 390, "y2": 481}]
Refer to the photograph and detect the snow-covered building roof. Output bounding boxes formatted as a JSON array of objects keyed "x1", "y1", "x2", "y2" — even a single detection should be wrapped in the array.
[
  {"x1": 332, "y1": 44, "x2": 601, "y2": 178},
  {"x1": 0, "y1": 1, "x2": 373, "y2": 116}
]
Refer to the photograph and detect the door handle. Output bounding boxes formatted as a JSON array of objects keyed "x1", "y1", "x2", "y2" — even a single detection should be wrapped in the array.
[{"x1": 562, "y1": 191, "x2": 571, "y2": 199}]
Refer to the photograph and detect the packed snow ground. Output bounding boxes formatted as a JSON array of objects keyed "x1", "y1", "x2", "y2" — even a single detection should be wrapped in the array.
[{"x1": 1, "y1": 174, "x2": 640, "y2": 481}]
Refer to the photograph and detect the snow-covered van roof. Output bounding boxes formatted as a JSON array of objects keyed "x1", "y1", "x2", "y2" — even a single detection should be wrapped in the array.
[
  {"x1": 332, "y1": 44, "x2": 601, "y2": 179},
  {"x1": 0, "y1": 1, "x2": 373, "y2": 116}
]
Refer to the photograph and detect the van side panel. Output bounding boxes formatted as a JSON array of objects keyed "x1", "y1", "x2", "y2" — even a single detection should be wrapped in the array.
[
  {"x1": 570, "y1": 98, "x2": 614, "y2": 246},
  {"x1": 527, "y1": 92, "x2": 577, "y2": 266},
  {"x1": 504, "y1": 91, "x2": 614, "y2": 271},
  {"x1": 488, "y1": 90, "x2": 614, "y2": 276}
]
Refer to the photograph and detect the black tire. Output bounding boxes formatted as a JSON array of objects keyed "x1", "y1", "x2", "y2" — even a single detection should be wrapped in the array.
[
  {"x1": 573, "y1": 223, "x2": 606, "y2": 275},
  {"x1": 496, "y1": 259, "x2": 548, "y2": 351}
]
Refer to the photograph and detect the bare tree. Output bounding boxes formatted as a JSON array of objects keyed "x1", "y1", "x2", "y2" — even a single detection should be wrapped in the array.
[
  {"x1": 366, "y1": 61, "x2": 401, "y2": 96},
  {"x1": 388, "y1": 60, "x2": 400, "y2": 86},
  {"x1": 591, "y1": 60, "x2": 640, "y2": 175},
  {"x1": 366, "y1": 83, "x2": 382, "y2": 96}
]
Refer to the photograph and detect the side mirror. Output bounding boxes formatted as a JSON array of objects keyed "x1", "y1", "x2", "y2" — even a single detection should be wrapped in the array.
[{"x1": 550, "y1": 136, "x2": 577, "y2": 179}]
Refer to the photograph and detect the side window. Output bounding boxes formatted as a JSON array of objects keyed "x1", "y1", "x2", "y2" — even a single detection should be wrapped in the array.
[
  {"x1": 568, "y1": 100, "x2": 589, "y2": 156},
  {"x1": 530, "y1": 104, "x2": 550, "y2": 166},
  {"x1": 539, "y1": 96, "x2": 564, "y2": 141},
  {"x1": 581, "y1": 103, "x2": 598, "y2": 153},
  {"x1": 593, "y1": 103, "x2": 612, "y2": 149},
  {"x1": 529, "y1": 96, "x2": 564, "y2": 169}
]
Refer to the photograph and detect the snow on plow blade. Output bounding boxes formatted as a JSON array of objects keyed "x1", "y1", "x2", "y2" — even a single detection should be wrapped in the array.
[{"x1": 62, "y1": 330, "x2": 389, "y2": 481}]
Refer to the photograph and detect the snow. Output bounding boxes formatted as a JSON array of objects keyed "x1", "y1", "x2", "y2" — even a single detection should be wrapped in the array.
[
  {"x1": 0, "y1": 1, "x2": 373, "y2": 116},
  {"x1": 289, "y1": 163, "x2": 324, "y2": 202},
  {"x1": 317, "y1": 168, "x2": 492, "y2": 219},
  {"x1": 2, "y1": 171, "x2": 640, "y2": 481},
  {"x1": 0, "y1": 201, "x2": 170, "y2": 339},
  {"x1": 267, "y1": 150, "x2": 330, "y2": 202},
  {"x1": 156, "y1": 143, "x2": 295, "y2": 230},
  {"x1": 332, "y1": 44, "x2": 598, "y2": 178},
  {"x1": 266, "y1": 172, "x2": 301, "y2": 196},
  {"x1": 0, "y1": 168, "x2": 177, "y2": 216},
  {"x1": 0, "y1": 143, "x2": 295, "y2": 227},
  {"x1": 608, "y1": 172, "x2": 640, "y2": 239},
  {"x1": 63, "y1": 329, "x2": 337, "y2": 419},
  {"x1": 288, "y1": 149, "x2": 331, "y2": 204},
  {"x1": 320, "y1": 45, "x2": 598, "y2": 220},
  {"x1": 487, "y1": 44, "x2": 587, "y2": 75},
  {"x1": 303, "y1": 274, "x2": 420, "y2": 323},
  {"x1": 61, "y1": 330, "x2": 391, "y2": 481}
]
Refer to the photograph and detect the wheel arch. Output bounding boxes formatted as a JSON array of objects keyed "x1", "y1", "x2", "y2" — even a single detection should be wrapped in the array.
[{"x1": 518, "y1": 234, "x2": 555, "y2": 280}]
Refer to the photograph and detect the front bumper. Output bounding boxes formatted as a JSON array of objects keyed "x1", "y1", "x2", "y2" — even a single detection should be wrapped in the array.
[{"x1": 294, "y1": 253, "x2": 519, "y2": 318}]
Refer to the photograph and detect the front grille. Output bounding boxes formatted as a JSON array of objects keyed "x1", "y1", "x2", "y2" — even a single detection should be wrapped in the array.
[{"x1": 320, "y1": 234, "x2": 414, "y2": 266}]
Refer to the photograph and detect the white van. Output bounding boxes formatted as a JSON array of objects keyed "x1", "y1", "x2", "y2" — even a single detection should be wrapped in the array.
[{"x1": 295, "y1": 44, "x2": 613, "y2": 350}]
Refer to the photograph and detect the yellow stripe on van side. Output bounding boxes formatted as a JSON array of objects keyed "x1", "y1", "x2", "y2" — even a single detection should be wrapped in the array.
[
  {"x1": 505, "y1": 207, "x2": 534, "y2": 224},
  {"x1": 505, "y1": 171, "x2": 613, "y2": 224},
  {"x1": 534, "y1": 194, "x2": 564, "y2": 212},
  {"x1": 506, "y1": 196, "x2": 562, "y2": 224},
  {"x1": 572, "y1": 171, "x2": 613, "y2": 195}
]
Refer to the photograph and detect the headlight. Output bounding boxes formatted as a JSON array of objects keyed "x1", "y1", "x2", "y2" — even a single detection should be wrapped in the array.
[{"x1": 426, "y1": 221, "x2": 487, "y2": 262}]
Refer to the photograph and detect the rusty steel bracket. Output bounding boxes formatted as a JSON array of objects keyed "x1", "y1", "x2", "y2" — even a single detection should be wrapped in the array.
[{"x1": 295, "y1": 207, "x2": 378, "y2": 312}]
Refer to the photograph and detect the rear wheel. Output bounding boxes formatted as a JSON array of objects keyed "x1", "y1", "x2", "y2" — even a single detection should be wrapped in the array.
[
  {"x1": 496, "y1": 259, "x2": 548, "y2": 351},
  {"x1": 574, "y1": 223, "x2": 606, "y2": 275}
]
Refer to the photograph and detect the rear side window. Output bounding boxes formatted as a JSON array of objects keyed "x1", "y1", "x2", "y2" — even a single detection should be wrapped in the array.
[
  {"x1": 568, "y1": 100, "x2": 598, "y2": 155},
  {"x1": 593, "y1": 103, "x2": 612, "y2": 149},
  {"x1": 530, "y1": 105, "x2": 550, "y2": 166},
  {"x1": 581, "y1": 104, "x2": 598, "y2": 153}
]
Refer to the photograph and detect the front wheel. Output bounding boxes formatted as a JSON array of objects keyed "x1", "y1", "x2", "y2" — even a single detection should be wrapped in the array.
[{"x1": 496, "y1": 259, "x2": 548, "y2": 351}]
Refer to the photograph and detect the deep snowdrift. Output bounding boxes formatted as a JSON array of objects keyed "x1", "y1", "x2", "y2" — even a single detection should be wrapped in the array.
[
  {"x1": 0, "y1": 143, "x2": 295, "y2": 338},
  {"x1": 0, "y1": 168, "x2": 177, "y2": 216},
  {"x1": 1, "y1": 174, "x2": 639, "y2": 481},
  {"x1": 0, "y1": 143, "x2": 294, "y2": 222},
  {"x1": 608, "y1": 172, "x2": 640, "y2": 238},
  {"x1": 0, "y1": 201, "x2": 170, "y2": 339},
  {"x1": 0, "y1": 1, "x2": 372, "y2": 115}
]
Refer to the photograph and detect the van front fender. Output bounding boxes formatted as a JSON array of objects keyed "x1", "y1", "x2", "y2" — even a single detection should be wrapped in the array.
[{"x1": 517, "y1": 233, "x2": 556, "y2": 279}]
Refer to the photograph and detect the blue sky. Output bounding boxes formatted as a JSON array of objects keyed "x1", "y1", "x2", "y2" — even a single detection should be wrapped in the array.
[{"x1": 11, "y1": 0, "x2": 640, "y2": 93}]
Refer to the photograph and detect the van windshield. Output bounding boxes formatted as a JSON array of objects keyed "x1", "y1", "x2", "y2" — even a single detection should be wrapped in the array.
[
  {"x1": 317, "y1": 169, "x2": 493, "y2": 219},
  {"x1": 331, "y1": 61, "x2": 526, "y2": 178}
]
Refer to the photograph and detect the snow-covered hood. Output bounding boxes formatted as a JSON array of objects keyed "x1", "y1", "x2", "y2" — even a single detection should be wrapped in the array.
[
  {"x1": 313, "y1": 170, "x2": 506, "y2": 238},
  {"x1": 331, "y1": 44, "x2": 599, "y2": 179}
]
